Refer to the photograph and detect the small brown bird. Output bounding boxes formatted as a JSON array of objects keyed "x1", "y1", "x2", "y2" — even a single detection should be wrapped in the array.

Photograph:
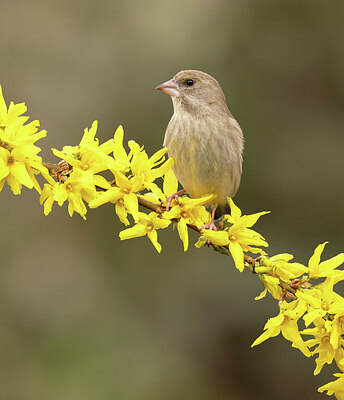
[{"x1": 156, "y1": 70, "x2": 244, "y2": 229}]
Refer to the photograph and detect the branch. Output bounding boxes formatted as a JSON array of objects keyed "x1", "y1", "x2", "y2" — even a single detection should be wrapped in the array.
[
  {"x1": 42, "y1": 161, "x2": 71, "y2": 182},
  {"x1": 41, "y1": 161, "x2": 301, "y2": 302}
]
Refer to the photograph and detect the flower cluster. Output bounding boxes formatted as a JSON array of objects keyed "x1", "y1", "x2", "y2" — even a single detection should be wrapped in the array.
[
  {"x1": 0, "y1": 85, "x2": 54, "y2": 194},
  {"x1": 197, "y1": 198, "x2": 270, "y2": 271},
  {"x1": 117, "y1": 165, "x2": 216, "y2": 252},
  {"x1": 251, "y1": 243, "x2": 344, "y2": 399},
  {"x1": 40, "y1": 122, "x2": 177, "y2": 221},
  {"x1": 40, "y1": 121, "x2": 113, "y2": 219},
  {"x1": 1, "y1": 85, "x2": 344, "y2": 399}
]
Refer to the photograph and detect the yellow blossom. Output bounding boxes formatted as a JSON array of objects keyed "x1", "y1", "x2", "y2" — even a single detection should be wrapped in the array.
[
  {"x1": 119, "y1": 212, "x2": 171, "y2": 252},
  {"x1": 0, "y1": 85, "x2": 51, "y2": 194},
  {"x1": 255, "y1": 274, "x2": 282, "y2": 300},
  {"x1": 299, "y1": 279, "x2": 344, "y2": 336},
  {"x1": 201, "y1": 198, "x2": 269, "y2": 272},
  {"x1": 299, "y1": 279, "x2": 344, "y2": 374},
  {"x1": 301, "y1": 318, "x2": 344, "y2": 376},
  {"x1": 110, "y1": 125, "x2": 131, "y2": 173},
  {"x1": 318, "y1": 372, "x2": 344, "y2": 399},
  {"x1": 0, "y1": 99, "x2": 45, "y2": 151},
  {"x1": 89, "y1": 171, "x2": 144, "y2": 224},
  {"x1": 225, "y1": 197, "x2": 269, "y2": 226},
  {"x1": 52, "y1": 121, "x2": 115, "y2": 178},
  {"x1": 253, "y1": 254, "x2": 308, "y2": 300},
  {"x1": 0, "y1": 147, "x2": 37, "y2": 194},
  {"x1": 270, "y1": 253, "x2": 308, "y2": 281},
  {"x1": 308, "y1": 242, "x2": 344, "y2": 282},
  {"x1": 252, "y1": 300, "x2": 310, "y2": 357},
  {"x1": 40, "y1": 169, "x2": 97, "y2": 219},
  {"x1": 163, "y1": 195, "x2": 214, "y2": 251},
  {"x1": 129, "y1": 142, "x2": 174, "y2": 198}
]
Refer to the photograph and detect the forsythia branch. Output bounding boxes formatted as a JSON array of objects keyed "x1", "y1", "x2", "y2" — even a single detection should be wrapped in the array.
[{"x1": 1, "y1": 85, "x2": 344, "y2": 399}]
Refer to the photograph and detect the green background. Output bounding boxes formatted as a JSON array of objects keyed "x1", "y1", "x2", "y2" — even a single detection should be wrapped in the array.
[{"x1": 0, "y1": 0, "x2": 343, "y2": 399}]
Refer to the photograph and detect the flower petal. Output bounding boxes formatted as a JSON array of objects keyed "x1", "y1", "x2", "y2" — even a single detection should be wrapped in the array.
[
  {"x1": 119, "y1": 224, "x2": 146, "y2": 240},
  {"x1": 147, "y1": 230, "x2": 162, "y2": 253},
  {"x1": 227, "y1": 197, "x2": 241, "y2": 220},
  {"x1": 163, "y1": 168, "x2": 178, "y2": 197},
  {"x1": 89, "y1": 187, "x2": 122, "y2": 207},
  {"x1": 201, "y1": 230, "x2": 229, "y2": 246},
  {"x1": 123, "y1": 192, "x2": 139, "y2": 222},
  {"x1": 309, "y1": 242, "x2": 328, "y2": 273},
  {"x1": 177, "y1": 219, "x2": 189, "y2": 252},
  {"x1": 228, "y1": 240, "x2": 245, "y2": 272}
]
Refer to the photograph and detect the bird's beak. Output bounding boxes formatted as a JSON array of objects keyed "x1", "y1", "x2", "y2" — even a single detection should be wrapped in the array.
[{"x1": 155, "y1": 79, "x2": 179, "y2": 96}]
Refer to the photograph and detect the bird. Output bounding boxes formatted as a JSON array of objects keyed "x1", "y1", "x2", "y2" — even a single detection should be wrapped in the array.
[{"x1": 155, "y1": 70, "x2": 244, "y2": 230}]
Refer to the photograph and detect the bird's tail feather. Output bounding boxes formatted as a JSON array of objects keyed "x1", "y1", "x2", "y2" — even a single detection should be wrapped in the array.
[{"x1": 214, "y1": 202, "x2": 231, "y2": 220}]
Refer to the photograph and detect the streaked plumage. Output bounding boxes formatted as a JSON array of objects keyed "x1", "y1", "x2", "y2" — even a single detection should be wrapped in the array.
[{"x1": 156, "y1": 70, "x2": 244, "y2": 221}]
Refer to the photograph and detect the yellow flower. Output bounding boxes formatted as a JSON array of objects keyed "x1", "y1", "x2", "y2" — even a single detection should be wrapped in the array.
[
  {"x1": 201, "y1": 198, "x2": 269, "y2": 272},
  {"x1": 163, "y1": 194, "x2": 214, "y2": 251},
  {"x1": 318, "y1": 372, "x2": 344, "y2": 399},
  {"x1": 0, "y1": 138, "x2": 53, "y2": 194},
  {"x1": 308, "y1": 242, "x2": 344, "y2": 282},
  {"x1": 0, "y1": 98, "x2": 46, "y2": 151},
  {"x1": 0, "y1": 147, "x2": 36, "y2": 193},
  {"x1": 255, "y1": 274, "x2": 282, "y2": 300},
  {"x1": 253, "y1": 254, "x2": 308, "y2": 300},
  {"x1": 225, "y1": 197, "x2": 269, "y2": 226},
  {"x1": 0, "y1": 85, "x2": 50, "y2": 194},
  {"x1": 299, "y1": 279, "x2": 344, "y2": 329},
  {"x1": 128, "y1": 142, "x2": 174, "y2": 199},
  {"x1": 301, "y1": 318, "x2": 344, "y2": 376},
  {"x1": 89, "y1": 171, "x2": 144, "y2": 225},
  {"x1": 252, "y1": 300, "x2": 310, "y2": 357},
  {"x1": 40, "y1": 169, "x2": 96, "y2": 219},
  {"x1": 299, "y1": 279, "x2": 344, "y2": 374},
  {"x1": 107, "y1": 129, "x2": 174, "y2": 199},
  {"x1": 52, "y1": 121, "x2": 115, "y2": 177},
  {"x1": 108, "y1": 126, "x2": 145, "y2": 174},
  {"x1": 110, "y1": 125, "x2": 131, "y2": 173},
  {"x1": 270, "y1": 253, "x2": 308, "y2": 281},
  {"x1": 119, "y1": 212, "x2": 171, "y2": 253}
]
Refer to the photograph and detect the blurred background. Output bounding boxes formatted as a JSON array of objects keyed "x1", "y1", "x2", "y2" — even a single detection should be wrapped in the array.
[{"x1": 0, "y1": 0, "x2": 343, "y2": 399}]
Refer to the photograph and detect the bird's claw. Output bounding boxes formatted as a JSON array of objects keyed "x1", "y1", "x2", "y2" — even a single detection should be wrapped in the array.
[
  {"x1": 199, "y1": 221, "x2": 218, "y2": 231},
  {"x1": 165, "y1": 193, "x2": 179, "y2": 211},
  {"x1": 163, "y1": 189, "x2": 187, "y2": 211}
]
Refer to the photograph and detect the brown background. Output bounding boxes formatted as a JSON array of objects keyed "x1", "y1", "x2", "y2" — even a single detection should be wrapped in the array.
[{"x1": 0, "y1": 0, "x2": 343, "y2": 399}]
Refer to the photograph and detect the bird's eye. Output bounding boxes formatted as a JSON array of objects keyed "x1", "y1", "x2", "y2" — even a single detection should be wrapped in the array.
[{"x1": 186, "y1": 79, "x2": 194, "y2": 86}]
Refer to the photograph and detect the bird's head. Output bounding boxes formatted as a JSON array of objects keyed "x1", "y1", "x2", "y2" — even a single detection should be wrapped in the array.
[{"x1": 155, "y1": 70, "x2": 227, "y2": 113}]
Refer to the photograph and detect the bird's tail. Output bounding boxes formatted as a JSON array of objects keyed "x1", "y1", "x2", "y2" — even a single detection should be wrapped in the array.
[{"x1": 214, "y1": 202, "x2": 231, "y2": 220}]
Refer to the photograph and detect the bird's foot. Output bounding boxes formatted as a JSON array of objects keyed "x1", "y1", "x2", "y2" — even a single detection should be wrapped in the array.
[
  {"x1": 199, "y1": 221, "x2": 218, "y2": 231},
  {"x1": 164, "y1": 189, "x2": 187, "y2": 211},
  {"x1": 200, "y1": 205, "x2": 218, "y2": 231}
]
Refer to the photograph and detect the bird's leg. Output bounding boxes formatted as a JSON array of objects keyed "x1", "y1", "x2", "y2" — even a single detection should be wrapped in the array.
[
  {"x1": 200, "y1": 205, "x2": 218, "y2": 231},
  {"x1": 165, "y1": 189, "x2": 187, "y2": 211}
]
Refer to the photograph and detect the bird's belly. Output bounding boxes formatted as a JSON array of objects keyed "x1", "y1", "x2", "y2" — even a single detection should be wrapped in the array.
[
  {"x1": 175, "y1": 152, "x2": 229, "y2": 202},
  {"x1": 166, "y1": 131, "x2": 236, "y2": 204}
]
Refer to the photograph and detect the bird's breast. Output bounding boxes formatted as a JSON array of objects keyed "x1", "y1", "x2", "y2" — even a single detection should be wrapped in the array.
[{"x1": 163, "y1": 112, "x2": 243, "y2": 204}]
